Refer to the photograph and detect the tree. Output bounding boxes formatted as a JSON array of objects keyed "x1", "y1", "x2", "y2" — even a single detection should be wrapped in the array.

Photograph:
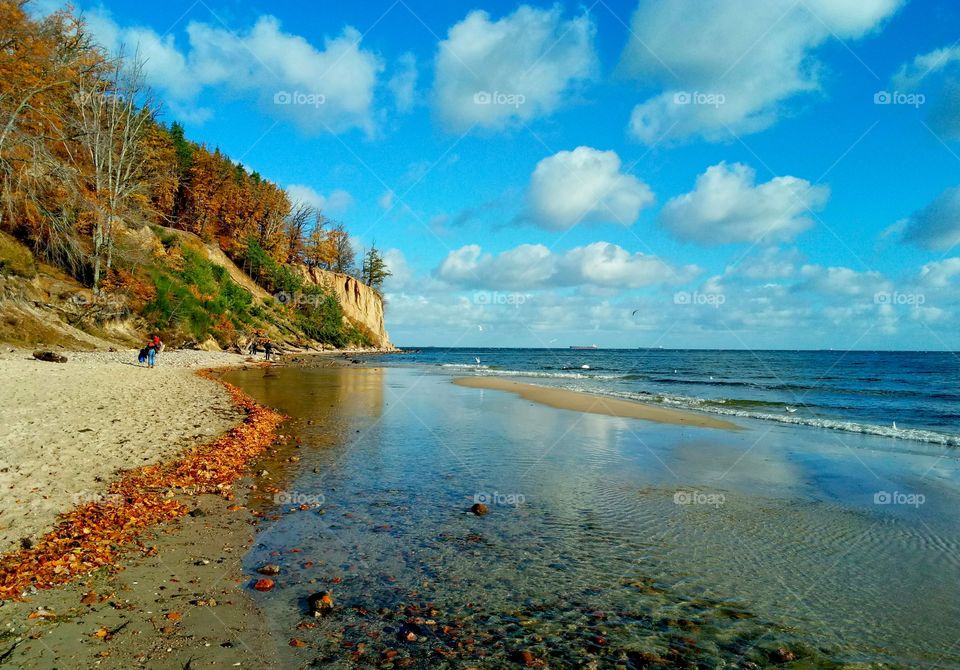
[
  {"x1": 328, "y1": 222, "x2": 355, "y2": 275},
  {"x1": 284, "y1": 201, "x2": 314, "y2": 264},
  {"x1": 73, "y1": 53, "x2": 154, "y2": 288},
  {"x1": 361, "y1": 244, "x2": 391, "y2": 291}
]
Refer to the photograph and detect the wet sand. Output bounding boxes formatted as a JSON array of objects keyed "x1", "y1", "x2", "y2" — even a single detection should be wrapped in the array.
[{"x1": 453, "y1": 376, "x2": 742, "y2": 430}]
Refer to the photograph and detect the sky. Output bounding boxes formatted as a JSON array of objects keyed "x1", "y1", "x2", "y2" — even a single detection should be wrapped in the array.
[{"x1": 33, "y1": 0, "x2": 960, "y2": 349}]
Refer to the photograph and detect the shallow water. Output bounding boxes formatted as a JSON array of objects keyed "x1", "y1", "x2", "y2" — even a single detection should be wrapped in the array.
[{"x1": 223, "y1": 365, "x2": 960, "y2": 668}]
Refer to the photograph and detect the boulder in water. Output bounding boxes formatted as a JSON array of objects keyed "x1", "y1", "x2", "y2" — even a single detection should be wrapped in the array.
[
  {"x1": 307, "y1": 591, "x2": 334, "y2": 616},
  {"x1": 469, "y1": 503, "x2": 489, "y2": 516}
]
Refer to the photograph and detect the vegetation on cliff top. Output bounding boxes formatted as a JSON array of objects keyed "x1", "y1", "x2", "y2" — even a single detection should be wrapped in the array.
[{"x1": 0, "y1": 2, "x2": 385, "y2": 348}]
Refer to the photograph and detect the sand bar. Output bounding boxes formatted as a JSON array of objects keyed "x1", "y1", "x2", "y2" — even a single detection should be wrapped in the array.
[{"x1": 453, "y1": 377, "x2": 741, "y2": 430}]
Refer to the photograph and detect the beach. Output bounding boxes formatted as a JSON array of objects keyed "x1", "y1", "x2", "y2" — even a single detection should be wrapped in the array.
[
  {"x1": 0, "y1": 348, "x2": 249, "y2": 554},
  {"x1": 1, "y1": 353, "x2": 958, "y2": 668}
]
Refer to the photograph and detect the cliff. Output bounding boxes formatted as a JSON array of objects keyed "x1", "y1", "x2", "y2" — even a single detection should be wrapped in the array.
[{"x1": 294, "y1": 265, "x2": 393, "y2": 349}]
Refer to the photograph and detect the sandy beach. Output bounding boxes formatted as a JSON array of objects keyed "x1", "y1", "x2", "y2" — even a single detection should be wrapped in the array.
[
  {"x1": 453, "y1": 376, "x2": 742, "y2": 430},
  {"x1": 0, "y1": 348, "x2": 251, "y2": 554}
]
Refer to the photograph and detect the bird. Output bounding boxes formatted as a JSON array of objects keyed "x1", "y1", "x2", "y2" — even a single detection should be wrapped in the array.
[
  {"x1": 785, "y1": 406, "x2": 797, "y2": 413},
  {"x1": 581, "y1": 364, "x2": 590, "y2": 370},
  {"x1": 475, "y1": 357, "x2": 481, "y2": 366},
  {"x1": 892, "y1": 421, "x2": 898, "y2": 430}
]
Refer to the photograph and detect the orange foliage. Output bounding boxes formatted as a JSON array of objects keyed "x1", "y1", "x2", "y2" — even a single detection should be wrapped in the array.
[{"x1": 0, "y1": 371, "x2": 284, "y2": 600}]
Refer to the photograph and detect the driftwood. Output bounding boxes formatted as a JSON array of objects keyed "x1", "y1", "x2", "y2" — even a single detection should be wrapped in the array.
[{"x1": 32, "y1": 351, "x2": 67, "y2": 363}]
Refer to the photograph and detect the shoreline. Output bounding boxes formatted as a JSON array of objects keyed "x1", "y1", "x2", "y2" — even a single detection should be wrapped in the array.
[
  {"x1": 453, "y1": 376, "x2": 742, "y2": 430},
  {"x1": 0, "y1": 348, "x2": 292, "y2": 668}
]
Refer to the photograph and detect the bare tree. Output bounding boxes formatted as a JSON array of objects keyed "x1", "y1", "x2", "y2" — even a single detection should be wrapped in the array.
[
  {"x1": 284, "y1": 200, "x2": 315, "y2": 264},
  {"x1": 73, "y1": 53, "x2": 153, "y2": 289}
]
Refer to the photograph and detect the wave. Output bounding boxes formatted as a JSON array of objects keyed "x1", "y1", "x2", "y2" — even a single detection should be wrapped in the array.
[{"x1": 605, "y1": 390, "x2": 960, "y2": 447}]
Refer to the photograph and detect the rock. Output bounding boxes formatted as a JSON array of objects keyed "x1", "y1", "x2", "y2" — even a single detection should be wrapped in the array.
[
  {"x1": 307, "y1": 591, "x2": 334, "y2": 616},
  {"x1": 257, "y1": 564, "x2": 281, "y2": 576},
  {"x1": 252, "y1": 578, "x2": 274, "y2": 591},
  {"x1": 188, "y1": 508, "x2": 205, "y2": 517},
  {"x1": 469, "y1": 503, "x2": 489, "y2": 516},
  {"x1": 772, "y1": 648, "x2": 796, "y2": 663},
  {"x1": 33, "y1": 351, "x2": 67, "y2": 363},
  {"x1": 510, "y1": 649, "x2": 543, "y2": 666}
]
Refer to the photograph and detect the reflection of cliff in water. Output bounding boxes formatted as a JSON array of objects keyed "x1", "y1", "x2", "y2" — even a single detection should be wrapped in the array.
[{"x1": 223, "y1": 366, "x2": 385, "y2": 433}]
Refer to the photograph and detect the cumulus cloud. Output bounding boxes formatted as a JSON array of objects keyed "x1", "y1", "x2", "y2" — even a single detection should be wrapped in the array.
[
  {"x1": 620, "y1": 0, "x2": 901, "y2": 143},
  {"x1": 434, "y1": 242, "x2": 698, "y2": 289},
  {"x1": 917, "y1": 258, "x2": 960, "y2": 288},
  {"x1": 524, "y1": 147, "x2": 654, "y2": 230},
  {"x1": 659, "y1": 162, "x2": 829, "y2": 245},
  {"x1": 434, "y1": 5, "x2": 596, "y2": 131},
  {"x1": 798, "y1": 264, "x2": 890, "y2": 297},
  {"x1": 902, "y1": 185, "x2": 960, "y2": 250},
  {"x1": 287, "y1": 184, "x2": 353, "y2": 215},
  {"x1": 77, "y1": 8, "x2": 383, "y2": 134}
]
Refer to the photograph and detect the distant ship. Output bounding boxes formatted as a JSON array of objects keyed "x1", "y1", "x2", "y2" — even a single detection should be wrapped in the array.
[{"x1": 569, "y1": 344, "x2": 599, "y2": 350}]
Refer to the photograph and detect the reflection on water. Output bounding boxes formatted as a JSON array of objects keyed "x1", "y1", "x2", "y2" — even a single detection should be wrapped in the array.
[{"x1": 223, "y1": 366, "x2": 960, "y2": 669}]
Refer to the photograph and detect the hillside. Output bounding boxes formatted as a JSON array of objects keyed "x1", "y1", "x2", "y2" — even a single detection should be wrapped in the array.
[
  {"x1": 0, "y1": 226, "x2": 393, "y2": 352},
  {"x1": 0, "y1": 4, "x2": 393, "y2": 353}
]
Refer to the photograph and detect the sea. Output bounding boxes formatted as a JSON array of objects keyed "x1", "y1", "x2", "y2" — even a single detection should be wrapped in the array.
[{"x1": 380, "y1": 347, "x2": 960, "y2": 447}]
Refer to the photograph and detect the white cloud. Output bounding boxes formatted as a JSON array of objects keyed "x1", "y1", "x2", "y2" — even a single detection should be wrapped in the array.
[
  {"x1": 799, "y1": 264, "x2": 890, "y2": 297},
  {"x1": 891, "y1": 45, "x2": 960, "y2": 140},
  {"x1": 902, "y1": 185, "x2": 960, "y2": 250},
  {"x1": 78, "y1": 8, "x2": 383, "y2": 134},
  {"x1": 434, "y1": 5, "x2": 596, "y2": 131},
  {"x1": 389, "y1": 52, "x2": 418, "y2": 112},
  {"x1": 917, "y1": 258, "x2": 960, "y2": 288},
  {"x1": 659, "y1": 162, "x2": 829, "y2": 245},
  {"x1": 525, "y1": 147, "x2": 654, "y2": 230},
  {"x1": 377, "y1": 190, "x2": 396, "y2": 210},
  {"x1": 434, "y1": 242, "x2": 698, "y2": 289},
  {"x1": 620, "y1": 0, "x2": 901, "y2": 143},
  {"x1": 287, "y1": 184, "x2": 353, "y2": 215}
]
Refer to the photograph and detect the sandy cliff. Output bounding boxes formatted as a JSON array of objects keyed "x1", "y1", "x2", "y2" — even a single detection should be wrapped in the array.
[{"x1": 295, "y1": 265, "x2": 393, "y2": 349}]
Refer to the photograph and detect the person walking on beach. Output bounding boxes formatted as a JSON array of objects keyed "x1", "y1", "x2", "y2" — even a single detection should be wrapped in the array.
[
  {"x1": 146, "y1": 334, "x2": 162, "y2": 368},
  {"x1": 263, "y1": 338, "x2": 273, "y2": 361}
]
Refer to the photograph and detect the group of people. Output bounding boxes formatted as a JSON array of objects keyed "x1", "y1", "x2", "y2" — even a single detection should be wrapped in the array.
[
  {"x1": 247, "y1": 335, "x2": 275, "y2": 361},
  {"x1": 137, "y1": 332, "x2": 277, "y2": 367},
  {"x1": 138, "y1": 335, "x2": 162, "y2": 367}
]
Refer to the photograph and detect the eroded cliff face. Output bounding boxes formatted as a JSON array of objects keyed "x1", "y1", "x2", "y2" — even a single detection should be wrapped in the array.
[{"x1": 295, "y1": 266, "x2": 393, "y2": 349}]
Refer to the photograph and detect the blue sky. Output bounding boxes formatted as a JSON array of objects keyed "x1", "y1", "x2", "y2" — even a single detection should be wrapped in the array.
[{"x1": 39, "y1": 0, "x2": 960, "y2": 349}]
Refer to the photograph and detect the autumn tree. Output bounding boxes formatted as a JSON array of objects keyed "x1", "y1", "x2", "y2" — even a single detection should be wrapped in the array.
[{"x1": 73, "y1": 53, "x2": 154, "y2": 288}]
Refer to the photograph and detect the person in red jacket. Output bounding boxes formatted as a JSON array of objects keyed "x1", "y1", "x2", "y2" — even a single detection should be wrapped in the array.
[{"x1": 146, "y1": 335, "x2": 162, "y2": 368}]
